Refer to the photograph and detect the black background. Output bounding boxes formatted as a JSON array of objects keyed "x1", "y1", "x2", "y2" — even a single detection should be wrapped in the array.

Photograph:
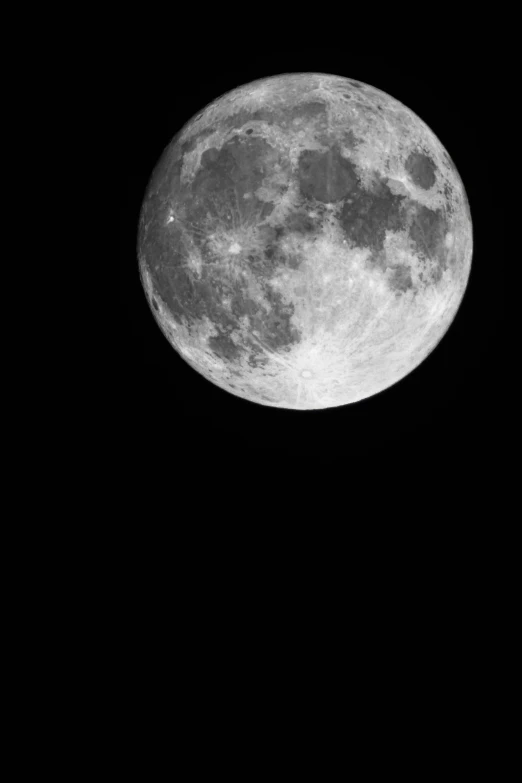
[
  {"x1": 110, "y1": 32, "x2": 510, "y2": 699},
  {"x1": 118, "y1": 44, "x2": 504, "y2": 473}
]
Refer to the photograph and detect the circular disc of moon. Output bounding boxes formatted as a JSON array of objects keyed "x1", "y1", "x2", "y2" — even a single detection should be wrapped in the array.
[{"x1": 138, "y1": 73, "x2": 472, "y2": 409}]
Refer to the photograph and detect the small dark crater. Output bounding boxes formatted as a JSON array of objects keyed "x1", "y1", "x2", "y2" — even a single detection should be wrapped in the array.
[
  {"x1": 151, "y1": 298, "x2": 159, "y2": 312},
  {"x1": 224, "y1": 108, "x2": 275, "y2": 133}
]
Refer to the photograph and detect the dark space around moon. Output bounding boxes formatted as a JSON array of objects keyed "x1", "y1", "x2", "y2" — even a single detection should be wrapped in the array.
[{"x1": 117, "y1": 46, "x2": 505, "y2": 473}]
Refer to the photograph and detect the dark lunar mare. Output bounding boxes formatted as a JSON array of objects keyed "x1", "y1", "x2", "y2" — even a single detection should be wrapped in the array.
[
  {"x1": 404, "y1": 151, "x2": 437, "y2": 190},
  {"x1": 388, "y1": 264, "x2": 414, "y2": 293},
  {"x1": 297, "y1": 147, "x2": 357, "y2": 203},
  {"x1": 338, "y1": 176, "x2": 407, "y2": 254},
  {"x1": 407, "y1": 204, "x2": 448, "y2": 276}
]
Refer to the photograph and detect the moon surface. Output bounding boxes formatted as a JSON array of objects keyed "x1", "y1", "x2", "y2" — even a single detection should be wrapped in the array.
[{"x1": 138, "y1": 73, "x2": 472, "y2": 409}]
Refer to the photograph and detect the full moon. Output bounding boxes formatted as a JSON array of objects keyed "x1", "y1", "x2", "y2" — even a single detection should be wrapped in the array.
[{"x1": 138, "y1": 73, "x2": 472, "y2": 409}]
